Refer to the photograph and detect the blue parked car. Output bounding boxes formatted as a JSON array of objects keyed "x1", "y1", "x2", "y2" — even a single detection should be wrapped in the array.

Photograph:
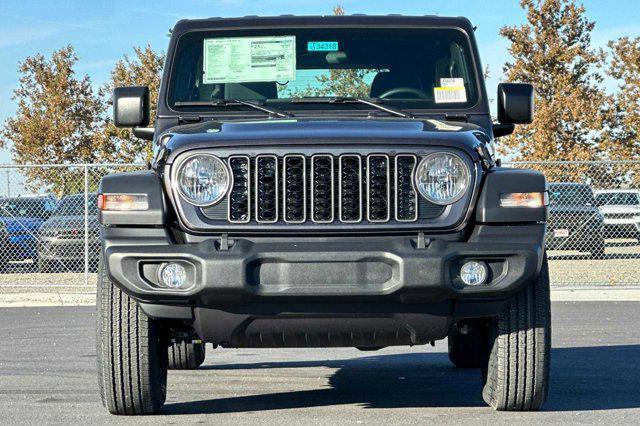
[{"x1": 0, "y1": 195, "x2": 57, "y2": 269}]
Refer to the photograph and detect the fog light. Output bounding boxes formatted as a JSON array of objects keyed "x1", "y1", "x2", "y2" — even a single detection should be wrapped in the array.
[
  {"x1": 158, "y1": 263, "x2": 187, "y2": 288},
  {"x1": 460, "y1": 261, "x2": 488, "y2": 286}
]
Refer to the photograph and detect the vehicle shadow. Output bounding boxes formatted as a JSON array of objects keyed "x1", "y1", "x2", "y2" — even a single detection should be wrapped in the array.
[{"x1": 161, "y1": 344, "x2": 640, "y2": 414}]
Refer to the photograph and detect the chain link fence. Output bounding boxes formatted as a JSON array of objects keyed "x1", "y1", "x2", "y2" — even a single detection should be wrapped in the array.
[
  {"x1": 506, "y1": 160, "x2": 640, "y2": 286},
  {"x1": 0, "y1": 161, "x2": 637, "y2": 289},
  {"x1": 0, "y1": 164, "x2": 143, "y2": 288}
]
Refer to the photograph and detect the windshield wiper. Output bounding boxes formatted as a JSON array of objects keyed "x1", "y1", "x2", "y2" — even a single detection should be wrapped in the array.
[
  {"x1": 291, "y1": 97, "x2": 415, "y2": 119},
  {"x1": 174, "y1": 99, "x2": 292, "y2": 118}
]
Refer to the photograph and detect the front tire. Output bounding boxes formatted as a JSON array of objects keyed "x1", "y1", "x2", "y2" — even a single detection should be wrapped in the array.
[
  {"x1": 96, "y1": 258, "x2": 168, "y2": 415},
  {"x1": 168, "y1": 341, "x2": 206, "y2": 370},
  {"x1": 481, "y1": 254, "x2": 551, "y2": 411}
]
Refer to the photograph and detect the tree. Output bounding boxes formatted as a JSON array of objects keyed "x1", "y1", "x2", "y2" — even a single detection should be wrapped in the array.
[
  {"x1": 600, "y1": 36, "x2": 640, "y2": 186},
  {"x1": 498, "y1": 0, "x2": 607, "y2": 169},
  {"x1": 1, "y1": 45, "x2": 108, "y2": 195},
  {"x1": 99, "y1": 46, "x2": 165, "y2": 163},
  {"x1": 603, "y1": 37, "x2": 640, "y2": 161}
]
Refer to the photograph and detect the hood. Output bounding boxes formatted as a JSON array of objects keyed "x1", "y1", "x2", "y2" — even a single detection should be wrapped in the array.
[
  {"x1": 0, "y1": 216, "x2": 44, "y2": 233},
  {"x1": 159, "y1": 118, "x2": 488, "y2": 163}
]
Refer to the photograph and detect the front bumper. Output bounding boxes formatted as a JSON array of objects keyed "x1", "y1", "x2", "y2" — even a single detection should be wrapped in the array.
[
  {"x1": 106, "y1": 224, "x2": 544, "y2": 308},
  {"x1": 602, "y1": 220, "x2": 640, "y2": 237},
  {"x1": 39, "y1": 236, "x2": 100, "y2": 261},
  {"x1": 104, "y1": 224, "x2": 545, "y2": 347},
  {"x1": 4, "y1": 235, "x2": 38, "y2": 261}
]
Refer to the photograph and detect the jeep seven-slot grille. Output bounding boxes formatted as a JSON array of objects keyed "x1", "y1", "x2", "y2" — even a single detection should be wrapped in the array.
[{"x1": 204, "y1": 153, "x2": 444, "y2": 224}]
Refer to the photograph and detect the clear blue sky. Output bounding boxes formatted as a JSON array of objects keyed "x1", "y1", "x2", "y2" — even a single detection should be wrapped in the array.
[{"x1": 0, "y1": 0, "x2": 639, "y2": 163}]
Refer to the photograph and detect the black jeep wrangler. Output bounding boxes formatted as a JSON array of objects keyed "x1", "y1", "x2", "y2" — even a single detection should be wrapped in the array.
[{"x1": 97, "y1": 15, "x2": 549, "y2": 414}]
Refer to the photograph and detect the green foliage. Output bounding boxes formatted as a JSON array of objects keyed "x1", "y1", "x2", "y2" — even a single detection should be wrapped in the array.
[
  {"x1": 499, "y1": 0, "x2": 607, "y2": 168},
  {"x1": 0, "y1": 46, "x2": 108, "y2": 195},
  {"x1": 99, "y1": 46, "x2": 165, "y2": 163}
]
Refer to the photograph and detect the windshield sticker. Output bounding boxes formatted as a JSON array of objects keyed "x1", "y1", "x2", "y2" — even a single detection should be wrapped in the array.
[
  {"x1": 307, "y1": 41, "x2": 339, "y2": 52},
  {"x1": 203, "y1": 36, "x2": 296, "y2": 84},
  {"x1": 434, "y1": 77, "x2": 467, "y2": 103}
]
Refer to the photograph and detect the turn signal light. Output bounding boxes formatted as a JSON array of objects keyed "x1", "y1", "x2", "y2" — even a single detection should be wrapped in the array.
[
  {"x1": 98, "y1": 194, "x2": 149, "y2": 211},
  {"x1": 499, "y1": 192, "x2": 548, "y2": 208}
]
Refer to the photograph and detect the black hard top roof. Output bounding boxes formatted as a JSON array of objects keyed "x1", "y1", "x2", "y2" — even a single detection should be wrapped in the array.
[{"x1": 172, "y1": 14, "x2": 475, "y2": 36}]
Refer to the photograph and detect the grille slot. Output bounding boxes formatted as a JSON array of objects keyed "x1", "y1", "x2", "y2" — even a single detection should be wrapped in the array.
[
  {"x1": 339, "y1": 155, "x2": 363, "y2": 223},
  {"x1": 283, "y1": 155, "x2": 306, "y2": 223},
  {"x1": 228, "y1": 156, "x2": 250, "y2": 223},
  {"x1": 311, "y1": 154, "x2": 335, "y2": 223},
  {"x1": 367, "y1": 154, "x2": 390, "y2": 222},
  {"x1": 395, "y1": 155, "x2": 418, "y2": 222},
  {"x1": 255, "y1": 155, "x2": 278, "y2": 223}
]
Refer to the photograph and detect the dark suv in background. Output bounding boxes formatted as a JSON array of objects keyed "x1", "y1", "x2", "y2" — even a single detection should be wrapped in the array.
[
  {"x1": 38, "y1": 193, "x2": 99, "y2": 272},
  {"x1": 546, "y1": 182, "x2": 605, "y2": 258}
]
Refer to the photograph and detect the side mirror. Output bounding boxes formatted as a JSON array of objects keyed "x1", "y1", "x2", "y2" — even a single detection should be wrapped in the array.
[
  {"x1": 113, "y1": 86, "x2": 150, "y2": 128},
  {"x1": 497, "y1": 83, "x2": 534, "y2": 124}
]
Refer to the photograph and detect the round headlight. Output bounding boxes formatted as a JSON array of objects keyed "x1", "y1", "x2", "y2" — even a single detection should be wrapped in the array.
[
  {"x1": 176, "y1": 154, "x2": 230, "y2": 206},
  {"x1": 414, "y1": 153, "x2": 470, "y2": 205}
]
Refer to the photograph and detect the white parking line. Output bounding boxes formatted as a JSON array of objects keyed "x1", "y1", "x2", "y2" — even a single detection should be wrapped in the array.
[{"x1": 550, "y1": 286, "x2": 640, "y2": 301}]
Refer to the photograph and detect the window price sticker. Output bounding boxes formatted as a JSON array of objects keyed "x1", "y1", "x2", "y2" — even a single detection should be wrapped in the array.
[{"x1": 434, "y1": 77, "x2": 467, "y2": 103}]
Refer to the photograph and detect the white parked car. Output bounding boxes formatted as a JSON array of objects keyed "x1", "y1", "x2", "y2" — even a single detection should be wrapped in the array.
[{"x1": 594, "y1": 189, "x2": 640, "y2": 240}]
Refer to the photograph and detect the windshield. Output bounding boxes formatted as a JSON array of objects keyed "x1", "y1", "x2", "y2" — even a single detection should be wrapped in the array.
[
  {"x1": 168, "y1": 28, "x2": 479, "y2": 113},
  {"x1": 595, "y1": 192, "x2": 640, "y2": 206},
  {"x1": 54, "y1": 195, "x2": 98, "y2": 216},
  {"x1": 549, "y1": 185, "x2": 595, "y2": 207},
  {"x1": 0, "y1": 197, "x2": 56, "y2": 219}
]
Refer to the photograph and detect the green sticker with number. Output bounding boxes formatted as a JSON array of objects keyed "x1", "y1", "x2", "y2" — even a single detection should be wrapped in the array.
[{"x1": 307, "y1": 41, "x2": 338, "y2": 52}]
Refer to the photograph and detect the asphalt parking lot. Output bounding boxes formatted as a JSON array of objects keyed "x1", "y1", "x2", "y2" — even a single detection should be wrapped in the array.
[{"x1": 1, "y1": 302, "x2": 639, "y2": 424}]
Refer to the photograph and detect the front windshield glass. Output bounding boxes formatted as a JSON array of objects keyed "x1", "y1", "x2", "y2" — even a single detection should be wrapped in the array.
[
  {"x1": 595, "y1": 192, "x2": 640, "y2": 206},
  {"x1": 549, "y1": 185, "x2": 595, "y2": 206},
  {"x1": 54, "y1": 195, "x2": 98, "y2": 216},
  {"x1": 168, "y1": 28, "x2": 479, "y2": 112}
]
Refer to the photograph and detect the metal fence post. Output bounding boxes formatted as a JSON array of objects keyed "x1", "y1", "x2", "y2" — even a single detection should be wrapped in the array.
[{"x1": 84, "y1": 165, "x2": 89, "y2": 286}]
